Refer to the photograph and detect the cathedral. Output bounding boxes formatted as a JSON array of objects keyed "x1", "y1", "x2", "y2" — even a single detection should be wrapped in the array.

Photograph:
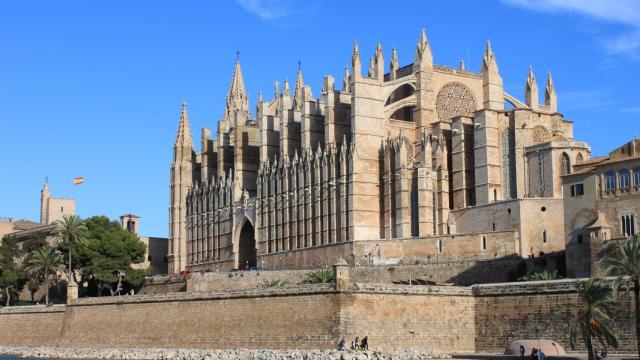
[{"x1": 168, "y1": 30, "x2": 590, "y2": 274}]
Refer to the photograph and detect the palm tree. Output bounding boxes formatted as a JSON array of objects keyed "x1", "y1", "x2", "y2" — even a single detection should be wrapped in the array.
[
  {"x1": 569, "y1": 279, "x2": 619, "y2": 360},
  {"x1": 604, "y1": 234, "x2": 640, "y2": 358},
  {"x1": 25, "y1": 247, "x2": 65, "y2": 305},
  {"x1": 54, "y1": 215, "x2": 88, "y2": 285}
]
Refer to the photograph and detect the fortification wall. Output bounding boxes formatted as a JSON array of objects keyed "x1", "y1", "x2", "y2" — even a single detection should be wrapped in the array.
[
  {"x1": 343, "y1": 284, "x2": 476, "y2": 353},
  {"x1": 473, "y1": 280, "x2": 637, "y2": 353},
  {"x1": 349, "y1": 252, "x2": 564, "y2": 286},
  {"x1": 187, "y1": 270, "x2": 312, "y2": 291},
  {"x1": 0, "y1": 305, "x2": 65, "y2": 346},
  {"x1": 58, "y1": 285, "x2": 339, "y2": 349},
  {"x1": 0, "y1": 279, "x2": 637, "y2": 353}
]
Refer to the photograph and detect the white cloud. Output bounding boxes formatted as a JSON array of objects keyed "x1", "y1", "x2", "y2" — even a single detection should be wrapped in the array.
[
  {"x1": 500, "y1": 0, "x2": 640, "y2": 59},
  {"x1": 235, "y1": 0, "x2": 301, "y2": 20}
]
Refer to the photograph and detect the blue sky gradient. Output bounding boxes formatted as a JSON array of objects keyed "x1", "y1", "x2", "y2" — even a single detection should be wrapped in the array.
[{"x1": 1, "y1": 0, "x2": 639, "y2": 237}]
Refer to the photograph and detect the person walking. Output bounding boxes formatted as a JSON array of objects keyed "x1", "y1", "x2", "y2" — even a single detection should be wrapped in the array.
[
  {"x1": 519, "y1": 344, "x2": 525, "y2": 360},
  {"x1": 360, "y1": 336, "x2": 369, "y2": 351},
  {"x1": 338, "y1": 338, "x2": 346, "y2": 351}
]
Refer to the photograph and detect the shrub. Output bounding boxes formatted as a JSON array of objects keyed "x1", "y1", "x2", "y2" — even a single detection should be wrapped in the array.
[{"x1": 301, "y1": 269, "x2": 334, "y2": 284}]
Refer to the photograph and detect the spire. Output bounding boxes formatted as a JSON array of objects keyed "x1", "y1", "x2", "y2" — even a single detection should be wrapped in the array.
[
  {"x1": 43, "y1": 177, "x2": 49, "y2": 191},
  {"x1": 374, "y1": 43, "x2": 384, "y2": 80},
  {"x1": 459, "y1": 59, "x2": 465, "y2": 71},
  {"x1": 481, "y1": 40, "x2": 503, "y2": 110},
  {"x1": 258, "y1": 90, "x2": 263, "y2": 105},
  {"x1": 342, "y1": 67, "x2": 351, "y2": 92},
  {"x1": 525, "y1": 65, "x2": 539, "y2": 109},
  {"x1": 175, "y1": 102, "x2": 194, "y2": 148},
  {"x1": 224, "y1": 60, "x2": 249, "y2": 122},
  {"x1": 294, "y1": 68, "x2": 304, "y2": 111},
  {"x1": 545, "y1": 71, "x2": 557, "y2": 112},
  {"x1": 390, "y1": 47, "x2": 399, "y2": 80},
  {"x1": 283, "y1": 77, "x2": 290, "y2": 96},
  {"x1": 351, "y1": 40, "x2": 361, "y2": 78},
  {"x1": 368, "y1": 57, "x2": 375, "y2": 78},
  {"x1": 482, "y1": 41, "x2": 499, "y2": 75},
  {"x1": 414, "y1": 29, "x2": 433, "y2": 69}
]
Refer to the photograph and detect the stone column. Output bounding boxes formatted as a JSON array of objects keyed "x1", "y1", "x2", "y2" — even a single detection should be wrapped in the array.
[
  {"x1": 333, "y1": 258, "x2": 350, "y2": 292},
  {"x1": 66, "y1": 281, "x2": 78, "y2": 304}
]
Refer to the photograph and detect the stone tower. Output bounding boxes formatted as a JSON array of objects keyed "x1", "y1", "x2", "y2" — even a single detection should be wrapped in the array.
[
  {"x1": 40, "y1": 178, "x2": 50, "y2": 224},
  {"x1": 168, "y1": 103, "x2": 195, "y2": 274}
]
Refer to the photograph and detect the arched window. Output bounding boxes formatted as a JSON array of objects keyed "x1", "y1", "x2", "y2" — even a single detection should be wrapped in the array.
[
  {"x1": 482, "y1": 235, "x2": 487, "y2": 250},
  {"x1": 620, "y1": 169, "x2": 631, "y2": 188},
  {"x1": 502, "y1": 129, "x2": 516, "y2": 199},
  {"x1": 634, "y1": 167, "x2": 640, "y2": 187},
  {"x1": 560, "y1": 153, "x2": 571, "y2": 175},
  {"x1": 605, "y1": 171, "x2": 616, "y2": 190},
  {"x1": 385, "y1": 84, "x2": 415, "y2": 106},
  {"x1": 390, "y1": 106, "x2": 415, "y2": 122}
]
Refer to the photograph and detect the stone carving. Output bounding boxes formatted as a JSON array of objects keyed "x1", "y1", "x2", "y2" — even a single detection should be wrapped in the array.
[
  {"x1": 436, "y1": 82, "x2": 477, "y2": 121},
  {"x1": 532, "y1": 125, "x2": 551, "y2": 144}
]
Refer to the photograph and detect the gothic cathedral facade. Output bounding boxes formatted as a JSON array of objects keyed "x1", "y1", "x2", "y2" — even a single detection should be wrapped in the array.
[{"x1": 168, "y1": 30, "x2": 590, "y2": 274}]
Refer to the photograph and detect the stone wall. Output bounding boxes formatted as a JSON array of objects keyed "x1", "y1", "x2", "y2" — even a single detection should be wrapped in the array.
[
  {"x1": 138, "y1": 275, "x2": 186, "y2": 295},
  {"x1": 58, "y1": 285, "x2": 339, "y2": 350},
  {"x1": 349, "y1": 252, "x2": 565, "y2": 286},
  {"x1": 473, "y1": 280, "x2": 636, "y2": 353},
  {"x1": 184, "y1": 252, "x2": 564, "y2": 291},
  {"x1": 0, "y1": 279, "x2": 637, "y2": 354},
  {"x1": 0, "y1": 305, "x2": 65, "y2": 346},
  {"x1": 187, "y1": 270, "x2": 313, "y2": 291},
  {"x1": 342, "y1": 284, "x2": 476, "y2": 353}
]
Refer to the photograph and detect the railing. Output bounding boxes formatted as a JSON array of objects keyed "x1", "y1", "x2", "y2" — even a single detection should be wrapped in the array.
[{"x1": 601, "y1": 185, "x2": 640, "y2": 198}]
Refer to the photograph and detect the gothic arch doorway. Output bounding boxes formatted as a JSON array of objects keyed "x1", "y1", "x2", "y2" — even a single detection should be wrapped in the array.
[{"x1": 238, "y1": 220, "x2": 256, "y2": 270}]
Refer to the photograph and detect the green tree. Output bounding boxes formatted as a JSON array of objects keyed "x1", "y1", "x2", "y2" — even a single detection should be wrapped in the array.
[
  {"x1": 73, "y1": 216, "x2": 146, "y2": 296},
  {"x1": 0, "y1": 236, "x2": 23, "y2": 306},
  {"x1": 569, "y1": 279, "x2": 619, "y2": 360},
  {"x1": 25, "y1": 247, "x2": 65, "y2": 305},
  {"x1": 301, "y1": 269, "x2": 334, "y2": 284},
  {"x1": 54, "y1": 215, "x2": 88, "y2": 285},
  {"x1": 604, "y1": 235, "x2": 640, "y2": 358}
]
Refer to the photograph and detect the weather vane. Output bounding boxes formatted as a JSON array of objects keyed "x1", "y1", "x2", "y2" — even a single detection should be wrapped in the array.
[{"x1": 298, "y1": 58, "x2": 302, "y2": 71}]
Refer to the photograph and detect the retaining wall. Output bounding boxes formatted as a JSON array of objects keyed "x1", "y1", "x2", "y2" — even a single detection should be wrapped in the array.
[{"x1": 0, "y1": 280, "x2": 637, "y2": 354}]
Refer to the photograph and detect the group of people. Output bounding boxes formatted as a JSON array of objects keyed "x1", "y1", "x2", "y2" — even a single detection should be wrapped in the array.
[
  {"x1": 519, "y1": 345, "x2": 545, "y2": 360},
  {"x1": 338, "y1": 336, "x2": 368, "y2": 351}
]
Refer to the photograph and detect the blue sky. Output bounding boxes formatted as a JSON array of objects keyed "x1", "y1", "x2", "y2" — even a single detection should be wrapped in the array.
[{"x1": 1, "y1": 0, "x2": 639, "y2": 237}]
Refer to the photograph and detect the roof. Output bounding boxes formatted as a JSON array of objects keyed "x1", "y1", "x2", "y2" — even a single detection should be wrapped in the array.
[
  {"x1": 13, "y1": 219, "x2": 43, "y2": 231},
  {"x1": 588, "y1": 212, "x2": 611, "y2": 229}
]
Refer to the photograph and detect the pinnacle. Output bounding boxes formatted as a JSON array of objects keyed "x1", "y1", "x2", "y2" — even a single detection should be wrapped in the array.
[
  {"x1": 527, "y1": 65, "x2": 537, "y2": 85},
  {"x1": 418, "y1": 29, "x2": 428, "y2": 51},
  {"x1": 175, "y1": 102, "x2": 193, "y2": 148},
  {"x1": 224, "y1": 60, "x2": 249, "y2": 119}
]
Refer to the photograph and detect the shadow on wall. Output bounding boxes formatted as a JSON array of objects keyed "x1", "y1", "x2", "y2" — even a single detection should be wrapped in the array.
[{"x1": 447, "y1": 252, "x2": 566, "y2": 285}]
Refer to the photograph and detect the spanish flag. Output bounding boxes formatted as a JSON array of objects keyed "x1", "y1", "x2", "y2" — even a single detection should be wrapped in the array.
[{"x1": 73, "y1": 177, "x2": 85, "y2": 185}]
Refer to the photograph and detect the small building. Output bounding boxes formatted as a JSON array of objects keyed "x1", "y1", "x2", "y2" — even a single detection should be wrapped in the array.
[
  {"x1": 1, "y1": 179, "x2": 73, "y2": 244},
  {"x1": 120, "y1": 214, "x2": 168, "y2": 275},
  {"x1": 563, "y1": 138, "x2": 640, "y2": 277}
]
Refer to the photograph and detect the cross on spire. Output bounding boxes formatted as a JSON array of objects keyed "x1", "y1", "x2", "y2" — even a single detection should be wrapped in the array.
[
  {"x1": 297, "y1": 58, "x2": 302, "y2": 71},
  {"x1": 236, "y1": 50, "x2": 240, "y2": 62}
]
